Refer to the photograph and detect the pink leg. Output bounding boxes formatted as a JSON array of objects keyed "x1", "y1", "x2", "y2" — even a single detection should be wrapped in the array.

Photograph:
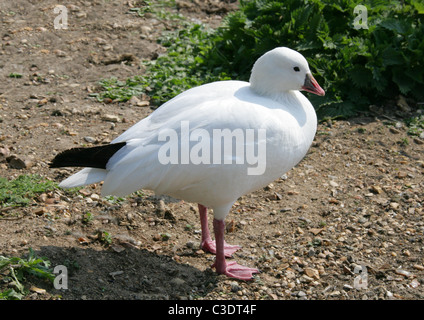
[
  {"x1": 212, "y1": 218, "x2": 259, "y2": 280},
  {"x1": 198, "y1": 204, "x2": 240, "y2": 257}
]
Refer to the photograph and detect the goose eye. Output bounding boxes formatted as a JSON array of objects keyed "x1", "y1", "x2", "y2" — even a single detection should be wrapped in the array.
[{"x1": 293, "y1": 66, "x2": 300, "y2": 72}]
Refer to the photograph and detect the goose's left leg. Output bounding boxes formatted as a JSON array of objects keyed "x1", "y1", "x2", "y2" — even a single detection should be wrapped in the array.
[{"x1": 212, "y1": 218, "x2": 259, "y2": 280}]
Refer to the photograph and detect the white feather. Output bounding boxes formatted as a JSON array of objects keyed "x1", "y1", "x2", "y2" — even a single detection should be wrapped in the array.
[
  {"x1": 58, "y1": 168, "x2": 107, "y2": 188},
  {"x1": 59, "y1": 47, "x2": 321, "y2": 221}
]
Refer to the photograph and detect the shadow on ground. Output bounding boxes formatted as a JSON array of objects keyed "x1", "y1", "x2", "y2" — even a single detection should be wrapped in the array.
[{"x1": 35, "y1": 246, "x2": 218, "y2": 300}]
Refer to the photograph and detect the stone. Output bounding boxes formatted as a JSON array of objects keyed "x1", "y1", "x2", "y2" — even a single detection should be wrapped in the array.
[
  {"x1": 304, "y1": 267, "x2": 320, "y2": 280},
  {"x1": 54, "y1": 49, "x2": 67, "y2": 57},
  {"x1": 370, "y1": 185, "x2": 383, "y2": 194},
  {"x1": 128, "y1": 96, "x2": 149, "y2": 107},
  {"x1": 395, "y1": 269, "x2": 413, "y2": 278},
  {"x1": 329, "y1": 180, "x2": 339, "y2": 187},
  {"x1": 0, "y1": 146, "x2": 10, "y2": 162},
  {"x1": 297, "y1": 291, "x2": 307, "y2": 297},
  {"x1": 7, "y1": 155, "x2": 33, "y2": 169},
  {"x1": 84, "y1": 136, "x2": 96, "y2": 143},
  {"x1": 413, "y1": 137, "x2": 424, "y2": 145},
  {"x1": 101, "y1": 114, "x2": 120, "y2": 122},
  {"x1": 171, "y1": 277, "x2": 185, "y2": 286}
]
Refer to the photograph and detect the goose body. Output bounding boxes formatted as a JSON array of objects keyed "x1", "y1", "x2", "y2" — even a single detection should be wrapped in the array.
[{"x1": 51, "y1": 47, "x2": 325, "y2": 280}]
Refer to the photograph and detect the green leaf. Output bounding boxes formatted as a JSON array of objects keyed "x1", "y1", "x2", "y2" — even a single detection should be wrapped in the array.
[
  {"x1": 382, "y1": 46, "x2": 404, "y2": 66},
  {"x1": 349, "y1": 66, "x2": 372, "y2": 88},
  {"x1": 392, "y1": 68, "x2": 413, "y2": 94},
  {"x1": 8, "y1": 73, "x2": 23, "y2": 78},
  {"x1": 0, "y1": 288, "x2": 24, "y2": 300},
  {"x1": 412, "y1": 0, "x2": 424, "y2": 14},
  {"x1": 0, "y1": 175, "x2": 57, "y2": 208},
  {"x1": 379, "y1": 18, "x2": 411, "y2": 35}
]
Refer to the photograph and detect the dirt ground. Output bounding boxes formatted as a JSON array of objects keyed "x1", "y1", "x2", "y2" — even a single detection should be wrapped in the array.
[{"x1": 0, "y1": 0, "x2": 423, "y2": 300}]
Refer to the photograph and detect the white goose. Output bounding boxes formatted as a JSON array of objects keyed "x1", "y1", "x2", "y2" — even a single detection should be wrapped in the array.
[{"x1": 51, "y1": 47, "x2": 325, "y2": 280}]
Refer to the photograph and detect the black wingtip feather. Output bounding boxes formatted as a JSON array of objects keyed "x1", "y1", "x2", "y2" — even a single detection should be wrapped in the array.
[{"x1": 50, "y1": 142, "x2": 126, "y2": 169}]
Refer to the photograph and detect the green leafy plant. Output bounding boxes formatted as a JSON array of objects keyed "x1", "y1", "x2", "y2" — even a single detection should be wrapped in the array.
[
  {"x1": 399, "y1": 137, "x2": 410, "y2": 145},
  {"x1": 82, "y1": 211, "x2": 93, "y2": 224},
  {"x1": 0, "y1": 175, "x2": 57, "y2": 208},
  {"x1": 96, "y1": 23, "x2": 230, "y2": 106},
  {"x1": 0, "y1": 248, "x2": 55, "y2": 300},
  {"x1": 143, "y1": 24, "x2": 231, "y2": 106},
  {"x1": 98, "y1": 230, "x2": 112, "y2": 245},
  {"x1": 8, "y1": 73, "x2": 23, "y2": 78},
  {"x1": 93, "y1": 77, "x2": 145, "y2": 102},
  {"x1": 97, "y1": 0, "x2": 423, "y2": 119},
  {"x1": 160, "y1": 232, "x2": 171, "y2": 241},
  {"x1": 204, "y1": 0, "x2": 424, "y2": 118},
  {"x1": 406, "y1": 113, "x2": 424, "y2": 136},
  {"x1": 129, "y1": 0, "x2": 182, "y2": 22},
  {"x1": 104, "y1": 195, "x2": 126, "y2": 204}
]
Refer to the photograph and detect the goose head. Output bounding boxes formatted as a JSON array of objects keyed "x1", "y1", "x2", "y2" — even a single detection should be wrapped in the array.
[{"x1": 249, "y1": 47, "x2": 325, "y2": 97}]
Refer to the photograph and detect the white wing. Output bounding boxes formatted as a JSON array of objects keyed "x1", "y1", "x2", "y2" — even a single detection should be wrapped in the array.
[{"x1": 100, "y1": 81, "x2": 312, "y2": 207}]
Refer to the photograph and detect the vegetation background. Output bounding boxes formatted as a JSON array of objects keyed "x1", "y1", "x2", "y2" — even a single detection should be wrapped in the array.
[{"x1": 99, "y1": 0, "x2": 424, "y2": 119}]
